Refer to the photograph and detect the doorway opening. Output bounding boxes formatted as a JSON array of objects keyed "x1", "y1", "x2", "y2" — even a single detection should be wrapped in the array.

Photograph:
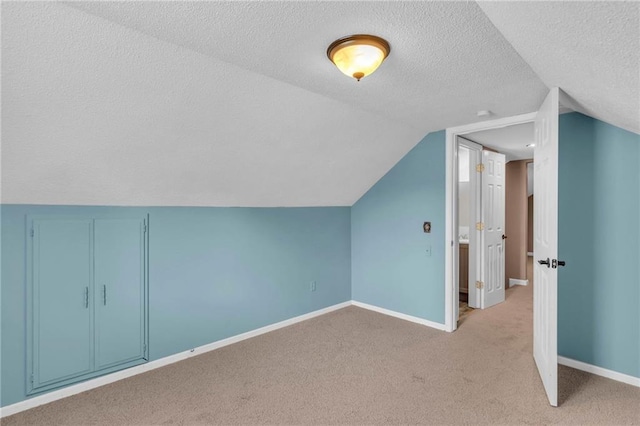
[
  {"x1": 446, "y1": 89, "x2": 562, "y2": 407},
  {"x1": 455, "y1": 124, "x2": 536, "y2": 326},
  {"x1": 444, "y1": 112, "x2": 537, "y2": 332}
]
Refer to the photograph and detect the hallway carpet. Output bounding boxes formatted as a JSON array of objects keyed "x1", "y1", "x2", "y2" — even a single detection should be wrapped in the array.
[
  {"x1": 5, "y1": 284, "x2": 640, "y2": 425},
  {"x1": 457, "y1": 301, "x2": 475, "y2": 326}
]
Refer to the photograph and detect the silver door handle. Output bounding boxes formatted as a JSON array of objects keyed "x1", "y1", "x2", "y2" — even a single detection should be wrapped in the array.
[
  {"x1": 103, "y1": 285, "x2": 107, "y2": 306},
  {"x1": 84, "y1": 286, "x2": 89, "y2": 308}
]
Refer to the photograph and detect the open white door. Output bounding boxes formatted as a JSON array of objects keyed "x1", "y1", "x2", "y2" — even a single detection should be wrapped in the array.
[
  {"x1": 467, "y1": 143, "x2": 482, "y2": 310},
  {"x1": 533, "y1": 87, "x2": 560, "y2": 407},
  {"x1": 481, "y1": 150, "x2": 506, "y2": 309},
  {"x1": 458, "y1": 138, "x2": 482, "y2": 310}
]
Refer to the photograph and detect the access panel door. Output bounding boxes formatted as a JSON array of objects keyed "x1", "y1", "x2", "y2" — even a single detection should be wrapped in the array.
[
  {"x1": 94, "y1": 218, "x2": 147, "y2": 370},
  {"x1": 30, "y1": 219, "x2": 94, "y2": 390}
]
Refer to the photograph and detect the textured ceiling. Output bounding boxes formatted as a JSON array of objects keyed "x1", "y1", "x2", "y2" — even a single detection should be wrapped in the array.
[
  {"x1": 478, "y1": 1, "x2": 640, "y2": 134},
  {"x1": 465, "y1": 122, "x2": 535, "y2": 162},
  {"x1": 1, "y1": 1, "x2": 637, "y2": 206},
  {"x1": 67, "y1": 1, "x2": 548, "y2": 130},
  {"x1": 1, "y1": 2, "x2": 425, "y2": 206}
]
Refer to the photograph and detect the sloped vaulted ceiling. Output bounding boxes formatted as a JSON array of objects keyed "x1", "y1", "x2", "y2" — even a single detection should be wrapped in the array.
[
  {"x1": 477, "y1": 1, "x2": 640, "y2": 134},
  {"x1": 1, "y1": 1, "x2": 638, "y2": 206}
]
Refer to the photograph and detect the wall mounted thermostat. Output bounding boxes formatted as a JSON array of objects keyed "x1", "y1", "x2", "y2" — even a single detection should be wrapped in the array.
[{"x1": 423, "y1": 222, "x2": 431, "y2": 233}]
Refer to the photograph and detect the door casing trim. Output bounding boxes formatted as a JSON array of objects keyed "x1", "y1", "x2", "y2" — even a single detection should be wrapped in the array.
[{"x1": 444, "y1": 112, "x2": 537, "y2": 332}]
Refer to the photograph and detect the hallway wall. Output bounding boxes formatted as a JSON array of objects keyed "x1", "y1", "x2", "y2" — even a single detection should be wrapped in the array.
[{"x1": 505, "y1": 159, "x2": 530, "y2": 286}]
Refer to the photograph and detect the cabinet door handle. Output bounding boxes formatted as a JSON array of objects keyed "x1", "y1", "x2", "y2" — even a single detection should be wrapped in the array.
[
  {"x1": 84, "y1": 287, "x2": 89, "y2": 308},
  {"x1": 103, "y1": 285, "x2": 107, "y2": 306}
]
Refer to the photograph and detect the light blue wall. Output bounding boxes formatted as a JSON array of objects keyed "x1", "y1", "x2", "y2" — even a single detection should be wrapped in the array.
[
  {"x1": 350, "y1": 114, "x2": 640, "y2": 379},
  {"x1": 1, "y1": 205, "x2": 351, "y2": 406},
  {"x1": 351, "y1": 131, "x2": 446, "y2": 324},
  {"x1": 2, "y1": 114, "x2": 638, "y2": 408},
  {"x1": 558, "y1": 113, "x2": 640, "y2": 378}
]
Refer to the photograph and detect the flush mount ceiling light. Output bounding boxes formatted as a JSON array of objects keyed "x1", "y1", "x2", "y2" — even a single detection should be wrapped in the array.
[{"x1": 327, "y1": 34, "x2": 390, "y2": 81}]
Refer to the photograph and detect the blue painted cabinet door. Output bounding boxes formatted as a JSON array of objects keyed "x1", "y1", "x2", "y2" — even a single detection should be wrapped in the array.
[
  {"x1": 94, "y1": 218, "x2": 146, "y2": 369},
  {"x1": 31, "y1": 219, "x2": 94, "y2": 388}
]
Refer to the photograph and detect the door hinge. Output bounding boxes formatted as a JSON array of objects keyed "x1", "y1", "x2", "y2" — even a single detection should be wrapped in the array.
[
  {"x1": 143, "y1": 223, "x2": 147, "y2": 234},
  {"x1": 475, "y1": 281, "x2": 484, "y2": 289},
  {"x1": 143, "y1": 343, "x2": 147, "y2": 354},
  {"x1": 476, "y1": 163, "x2": 485, "y2": 172},
  {"x1": 30, "y1": 373, "x2": 34, "y2": 384},
  {"x1": 476, "y1": 222, "x2": 484, "y2": 231},
  {"x1": 30, "y1": 228, "x2": 34, "y2": 238}
]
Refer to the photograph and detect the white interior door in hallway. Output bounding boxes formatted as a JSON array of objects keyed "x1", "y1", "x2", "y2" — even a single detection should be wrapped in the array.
[{"x1": 480, "y1": 150, "x2": 506, "y2": 309}]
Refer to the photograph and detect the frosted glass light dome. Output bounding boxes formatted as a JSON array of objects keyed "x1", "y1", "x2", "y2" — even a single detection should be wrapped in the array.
[{"x1": 327, "y1": 35, "x2": 391, "y2": 81}]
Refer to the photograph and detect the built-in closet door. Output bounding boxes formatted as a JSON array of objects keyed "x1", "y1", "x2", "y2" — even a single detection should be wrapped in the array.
[
  {"x1": 30, "y1": 219, "x2": 94, "y2": 389},
  {"x1": 94, "y1": 218, "x2": 147, "y2": 369}
]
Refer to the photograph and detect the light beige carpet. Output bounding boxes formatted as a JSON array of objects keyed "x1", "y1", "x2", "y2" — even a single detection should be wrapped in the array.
[{"x1": 4, "y1": 284, "x2": 640, "y2": 425}]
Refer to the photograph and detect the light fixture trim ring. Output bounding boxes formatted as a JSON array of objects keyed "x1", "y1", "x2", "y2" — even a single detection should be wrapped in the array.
[{"x1": 326, "y1": 34, "x2": 391, "y2": 62}]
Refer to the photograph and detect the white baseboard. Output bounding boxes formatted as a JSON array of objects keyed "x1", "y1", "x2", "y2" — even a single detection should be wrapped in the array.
[
  {"x1": 509, "y1": 278, "x2": 528, "y2": 286},
  {"x1": 558, "y1": 356, "x2": 640, "y2": 388},
  {"x1": 0, "y1": 301, "x2": 351, "y2": 418},
  {"x1": 351, "y1": 300, "x2": 447, "y2": 331}
]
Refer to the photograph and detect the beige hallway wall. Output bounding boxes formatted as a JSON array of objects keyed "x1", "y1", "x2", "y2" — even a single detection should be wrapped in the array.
[
  {"x1": 505, "y1": 159, "x2": 530, "y2": 287},
  {"x1": 528, "y1": 194, "x2": 534, "y2": 253}
]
